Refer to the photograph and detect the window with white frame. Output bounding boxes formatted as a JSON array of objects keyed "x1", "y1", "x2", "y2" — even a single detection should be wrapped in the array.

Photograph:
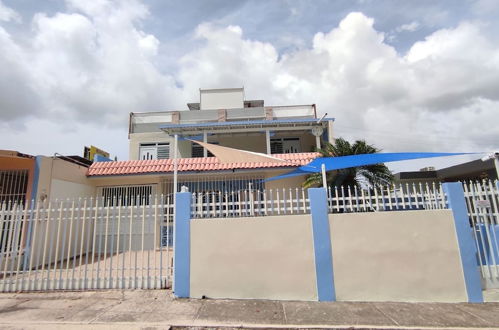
[
  {"x1": 139, "y1": 143, "x2": 169, "y2": 160},
  {"x1": 270, "y1": 137, "x2": 301, "y2": 154}
]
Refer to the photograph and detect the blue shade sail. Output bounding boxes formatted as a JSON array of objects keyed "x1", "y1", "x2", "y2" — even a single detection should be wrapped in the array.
[{"x1": 266, "y1": 152, "x2": 476, "y2": 182}]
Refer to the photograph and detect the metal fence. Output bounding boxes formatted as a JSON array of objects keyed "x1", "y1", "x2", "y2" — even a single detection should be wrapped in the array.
[
  {"x1": 3, "y1": 180, "x2": 495, "y2": 292},
  {"x1": 463, "y1": 180, "x2": 499, "y2": 288},
  {"x1": 0, "y1": 195, "x2": 174, "y2": 292},
  {"x1": 191, "y1": 188, "x2": 310, "y2": 218},
  {"x1": 191, "y1": 182, "x2": 447, "y2": 219},
  {"x1": 326, "y1": 182, "x2": 447, "y2": 213},
  {"x1": 0, "y1": 169, "x2": 29, "y2": 205}
]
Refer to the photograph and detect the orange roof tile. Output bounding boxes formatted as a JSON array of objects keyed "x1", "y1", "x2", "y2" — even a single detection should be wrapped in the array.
[{"x1": 87, "y1": 152, "x2": 319, "y2": 177}]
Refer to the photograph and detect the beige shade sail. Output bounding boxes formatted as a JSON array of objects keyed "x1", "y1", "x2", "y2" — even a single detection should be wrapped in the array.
[{"x1": 189, "y1": 140, "x2": 290, "y2": 164}]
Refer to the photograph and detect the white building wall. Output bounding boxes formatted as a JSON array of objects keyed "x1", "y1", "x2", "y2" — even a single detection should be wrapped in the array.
[{"x1": 200, "y1": 88, "x2": 244, "y2": 110}]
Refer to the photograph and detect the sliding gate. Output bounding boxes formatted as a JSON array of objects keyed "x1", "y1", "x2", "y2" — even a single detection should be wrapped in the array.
[
  {"x1": 463, "y1": 180, "x2": 499, "y2": 289},
  {"x1": 0, "y1": 195, "x2": 174, "y2": 292}
]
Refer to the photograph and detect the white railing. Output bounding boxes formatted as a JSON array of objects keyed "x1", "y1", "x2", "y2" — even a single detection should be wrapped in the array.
[
  {"x1": 191, "y1": 183, "x2": 447, "y2": 219},
  {"x1": 0, "y1": 195, "x2": 174, "y2": 292},
  {"x1": 191, "y1": 188, "x2": 310, "y2": 218},
  {"x1": 326, "y1": 182, "x2": 447, "y2": 213},
  {"x1": 463, "y1": 180, "x2": 499, "y2": 288}
]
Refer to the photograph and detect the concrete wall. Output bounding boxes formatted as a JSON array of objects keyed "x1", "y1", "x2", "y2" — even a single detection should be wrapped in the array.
[
  {"x1": 329, "y1": 210, "x2": 468, "y2": 302},
  {"x1": 216, "y1": 134, "x2": 266, "y2": 153},
  {"x1": 190, "y1": 215, "x2": 317, "y2": 301},
  {"x1": 37, "y1": 157, "x2": 95, "y2": 201},
  {"x1": 188, "y1": 209, "x2": 470, "y2": 302},
  {"x1": 200, "y1": 88, "x2": 244, "y2": 110}
]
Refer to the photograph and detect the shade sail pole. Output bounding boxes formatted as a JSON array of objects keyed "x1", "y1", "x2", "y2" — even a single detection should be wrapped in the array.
[
  {"x1": 174, "y1": 134, "x2": 178, "y2": 194},
  {"x1": 321, "y1": 163, "x2": 327, "y2": 188}
]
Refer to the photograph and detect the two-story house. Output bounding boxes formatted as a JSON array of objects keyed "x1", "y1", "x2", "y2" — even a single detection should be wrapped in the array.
[{"x1": 87, "y1": 88, "x2": 334, "y2": 199}]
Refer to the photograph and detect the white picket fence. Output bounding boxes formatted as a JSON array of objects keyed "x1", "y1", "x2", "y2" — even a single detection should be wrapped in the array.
[
  {"x1": 0, "y1": 195, "x2": 174, "y2": 292},
  {"x1": 463, "y1": 180, "x2": 499, "y2": 288},
  {"x1": 190, "y1": 182, "x2": 447, "y2": 219}
]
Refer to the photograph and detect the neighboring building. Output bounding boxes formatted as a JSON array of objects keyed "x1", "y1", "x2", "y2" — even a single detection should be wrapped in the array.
[
  {"x1": 394, "y1": 158, "x2": 497, "y2": 185},
  {"x1": 0, "y1": 150, "x2": 94, "y2": 205},
  {"x1": 0, "y1": 150, "x2": 37, "y2": 205},
  {"x1": 88, "y1": 87, "x2": 333, "y2": 195}
]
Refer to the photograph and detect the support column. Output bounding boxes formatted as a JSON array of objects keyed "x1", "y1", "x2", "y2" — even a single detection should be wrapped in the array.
[
  {"x1": 173, "y1": 191, "x2": 192, "y2": 298},
  {"x1": 315, "y1": 135, "x2": 321, "y2": 150},
  {"x1": 308, "y1": 188, "x2": 336, "y2": 301},
  {"x1": 442, "y1": 182, "x2": 483, "y2": 303},
  {"x1": 203, "y1": 132, "x2": 208, "y2": 157},
  {"x1": 266, "y1": 130, "x2": 271, "y2": 155}
]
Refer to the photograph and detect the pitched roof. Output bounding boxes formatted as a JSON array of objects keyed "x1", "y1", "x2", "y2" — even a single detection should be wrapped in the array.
[{"x1": 87, "y1": 152, "x2": 319, "y2": 177}]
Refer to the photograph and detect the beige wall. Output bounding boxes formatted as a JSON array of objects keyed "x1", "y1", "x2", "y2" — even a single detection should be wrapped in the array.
[
  {"x1": 37, "y1": 157, "x2": 95, "y2": 201},
  {"x1": 329, "y1": 210, "x2": 467, "y2": 302},
  {"x1": 200, "y1": 88, "x2": 244, "y2": 110},
  {"x1": 217, "y1": 134, "x2": 266, "y2": 153},
  {"x1": 50, "y1": 179, "x2": 95, "y2": 199},
  {"x1": 264, "y1": 170, "x2": 305, "y2": 190},
  {"x1": 190, "y1": 215, "x2": 317, "y2": 301}
]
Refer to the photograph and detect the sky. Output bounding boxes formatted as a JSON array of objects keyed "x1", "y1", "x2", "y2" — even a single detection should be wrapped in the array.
[{"x1": 1, "y1": 0, "x2": 498, "y2": 173}]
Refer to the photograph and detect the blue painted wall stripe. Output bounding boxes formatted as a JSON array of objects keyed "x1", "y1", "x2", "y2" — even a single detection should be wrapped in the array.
[
  {"x1": 173, "y1": 192, "x2": 191, "y2": 298},
  {"x1": 308, "y1": 188, "x2": 336, "y2": 301},
  {"x1": 30, "y1": 156, "x2": 41, "y2": 203},
  {"x1": 22, "y1": 156, "x2": 42, "y2": 270},
  {"x1": 443, "y1": 182, "x2": 483, "y2": 303}
]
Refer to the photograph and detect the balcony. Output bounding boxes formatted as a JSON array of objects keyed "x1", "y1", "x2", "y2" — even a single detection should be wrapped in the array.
[{"x1": 130, "y1": 105, "x2": 317, "y2": 134}]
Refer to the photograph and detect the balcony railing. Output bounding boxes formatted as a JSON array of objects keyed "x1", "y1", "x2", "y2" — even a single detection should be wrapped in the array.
[{"x1": 130, "y1": 105, "x2": 316, "y2": 134}]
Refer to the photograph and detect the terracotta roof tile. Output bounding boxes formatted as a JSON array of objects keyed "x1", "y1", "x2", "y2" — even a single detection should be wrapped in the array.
[{"x1": 87, "y1": 152, "x2": 319, "y2": 177}]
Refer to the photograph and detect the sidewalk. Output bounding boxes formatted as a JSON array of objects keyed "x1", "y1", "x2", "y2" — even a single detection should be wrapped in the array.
[{"x1": 0, "y1": 290, "x2": 498, "y2": 329}]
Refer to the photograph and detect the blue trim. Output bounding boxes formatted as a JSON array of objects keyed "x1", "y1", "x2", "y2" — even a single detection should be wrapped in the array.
[
  {"x1": 22, "y1": 156, "x2": 42, "y2": 270},
  {"x1": 443, "y1": 183, "x2": 484, "y2": 303},
  {"x1": 160, "y1": 118, "x2": 335, "y2": 130},
  {"x1": 30, "y1": 156, "x2": 41, "y2": 203},
  {"x1": 93, "y1": 154, "x2": 112, "y2": 162},
  {"x1": 308, "y1": 188, "x2": 336, "y2": 301},
  {"x1": 173, "y1": 192, "x2": 191, "y2": 298}
]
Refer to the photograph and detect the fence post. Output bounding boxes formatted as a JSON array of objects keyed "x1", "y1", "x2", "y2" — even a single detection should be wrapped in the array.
[
  {"x1": 442, "y1": 182, "x2": 483, "y2": 303},
  {"x1": 308, "y1": 188, "x2": 336, "y2": 301},
  {"x1": 173, "y1": 191, "x2": 191, "y2": 298}
]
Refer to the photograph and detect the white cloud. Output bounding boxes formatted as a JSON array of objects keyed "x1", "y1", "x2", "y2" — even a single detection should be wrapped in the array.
[
  {"x1": 175, "y1": 12, "x2": 499, "y2": 163},
  {"x1": 0, "y1": 3, "x2": 498, "y2": 168},
  {"x1": 0, "y1": 0, "x2": 21, "y2": 23},
  {"x1": 396, "y1": 21, "x2": 420, "y2": 33}
]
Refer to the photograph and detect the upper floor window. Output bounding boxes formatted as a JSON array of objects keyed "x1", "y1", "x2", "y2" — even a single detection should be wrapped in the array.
[
  {"x1": 139, "y1": 143, "x2": 169, "y2": 160},
  {"x1": 191, "y1": 142, "x2": 217, "y2": 158},
  {"x1": 270, "y1": 137, "x2": 301, "y2": 154}
]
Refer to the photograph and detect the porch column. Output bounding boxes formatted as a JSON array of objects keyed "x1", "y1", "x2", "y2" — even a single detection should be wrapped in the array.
[
  {"x1": 316, "y1": 135, "x2": 321, "y2": 151},
  {"x1": 266, "y1": 130, "x2": 271, "y2": 155},
  {"x1": 203, "y1": 132, "x2": 208, "y2": 157},
  {"x1": 308, "y1": 188, "x2": 336, "y2": 301},
  {"x1": 173, "y1": 191, "x2": 192, "y2": 298}
]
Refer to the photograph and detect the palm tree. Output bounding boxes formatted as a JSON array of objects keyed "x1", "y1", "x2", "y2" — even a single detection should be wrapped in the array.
[{"x1": 303, "y1": 138, "x2": 393, "y2": 189}]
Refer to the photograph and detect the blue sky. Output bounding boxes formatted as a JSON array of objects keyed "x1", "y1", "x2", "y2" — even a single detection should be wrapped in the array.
[{"x1": 1, "y1": 0, "x2": 499, "y2": 172}]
